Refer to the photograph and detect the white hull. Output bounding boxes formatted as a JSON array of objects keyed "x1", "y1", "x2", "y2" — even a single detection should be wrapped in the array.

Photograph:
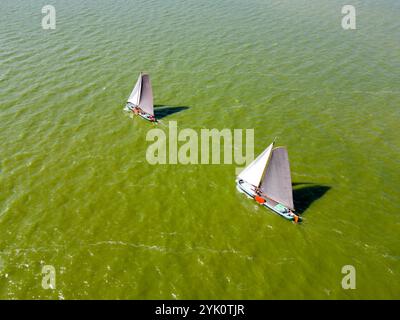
[
  {"x1": 124, "y1": 103, "x2": 157, "y2": 123},
  {"x1": 236, "y1": 180, "x2": 300, "y2": 222},
  {"x1": 137, "y1": 111, "x2": 156, "y2": 122}
]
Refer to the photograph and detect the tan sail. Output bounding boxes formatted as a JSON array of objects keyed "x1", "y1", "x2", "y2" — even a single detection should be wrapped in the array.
[
  {"x1": 138, "y1": 74, "x2": 154, "y2": 116},
  {"x1": 260, "y1": 147, "x2": 294, "y2": 210}
]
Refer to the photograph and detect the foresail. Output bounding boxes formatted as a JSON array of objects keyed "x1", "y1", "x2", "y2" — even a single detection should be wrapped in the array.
[
  {"x1": 127, "y1": 73, "x2": 142, "y2": 105},
  {"x1": 237, "y1": 143, "x2": 273, "y2": 187},
  {"x1": 260, "y1": 147, "x2": 294, "y2": 210},
  {"x1": 138, "y1": 74, "x2": 154, "y2": 115}
]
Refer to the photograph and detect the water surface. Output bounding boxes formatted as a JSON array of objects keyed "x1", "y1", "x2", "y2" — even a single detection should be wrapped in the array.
[{"x1": 0, "y1": 0, "x2": 399, "y2": 299}]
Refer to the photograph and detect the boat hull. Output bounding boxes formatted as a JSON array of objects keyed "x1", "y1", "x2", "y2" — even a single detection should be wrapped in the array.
[
  {"x1": 236, "y1": 180, "x2": 301, "y2": 222},
  {"x1": 137, "y1": 112, "x2": 157, "y2": 123},
  {"x1": 124, "y1": 104, "x2": 157, "y2": 123}
]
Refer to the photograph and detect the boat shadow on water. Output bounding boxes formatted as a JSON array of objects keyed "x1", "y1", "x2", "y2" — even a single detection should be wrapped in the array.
[
  {"x1": 154, "y1": 105, "x2": 189, "y2": 119},
  {"x1": 292, "y1": 183, "x2": 331, "y2": 215}
]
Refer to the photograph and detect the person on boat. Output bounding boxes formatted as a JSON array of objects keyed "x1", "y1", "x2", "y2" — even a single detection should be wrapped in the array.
[
  {"x1": 131, "y1": 106, "x2": 156, "y2": 122},
  {"x1": 288, "y1": 209, "x2": 299, "y2": 223},
  {"x1": 132, "y1": 106, "x2": 140, "y2": 115}
]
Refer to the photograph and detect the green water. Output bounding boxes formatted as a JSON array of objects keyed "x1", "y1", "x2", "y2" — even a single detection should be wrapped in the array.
[{"x1": 1, "y1": 0, "x2": 399, "y2": 299}]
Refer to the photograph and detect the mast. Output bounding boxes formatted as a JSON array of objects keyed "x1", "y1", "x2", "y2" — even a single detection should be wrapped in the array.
[{"x1": 257, "y1": 141, "x2": 274, "y2": 188}]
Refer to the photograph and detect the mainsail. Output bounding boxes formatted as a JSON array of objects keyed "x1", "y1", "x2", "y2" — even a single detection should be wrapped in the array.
[
  {"x1": 128, "y1": 73, "x2": 142, "y2": 106},
  {"x1": 237, "y1": 143, "x2": 274, "y2": 187},
  {"x1": 260, "y1": 147, "x2": 294, "y2": 210},
  {"x1": 138, "y1": 74, "x2": 154, "y2": 116}
]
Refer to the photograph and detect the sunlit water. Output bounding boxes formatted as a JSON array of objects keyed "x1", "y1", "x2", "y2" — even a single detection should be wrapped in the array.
[{"x1": 0, "y1": 0, "x2": 399, "y2": 299}]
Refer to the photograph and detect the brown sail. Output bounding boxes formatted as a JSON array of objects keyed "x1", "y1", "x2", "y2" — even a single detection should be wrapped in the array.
[
  {"x1": 138, "y1": 74, "x2": 154, "y2": 116},
  {"x1": 260, "y1": 147, "x2": 294, "y2": 210}
]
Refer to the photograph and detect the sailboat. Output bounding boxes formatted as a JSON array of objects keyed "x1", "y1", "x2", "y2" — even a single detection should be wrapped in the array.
[
  {"x1": 124, "y1": 72, "x2": 157, "y2": 123},
  {"x1": 236, "y1": 141, "x2": 301, "y2": 223}
]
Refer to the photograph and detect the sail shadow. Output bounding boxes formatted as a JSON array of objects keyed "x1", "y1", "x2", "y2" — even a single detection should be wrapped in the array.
[
  {"x1": 292, "y1": 184, "x2": 330, "y2": 214},
  {"x1": 154, "y1": 105, "x2": 189, "y2": 119}
]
